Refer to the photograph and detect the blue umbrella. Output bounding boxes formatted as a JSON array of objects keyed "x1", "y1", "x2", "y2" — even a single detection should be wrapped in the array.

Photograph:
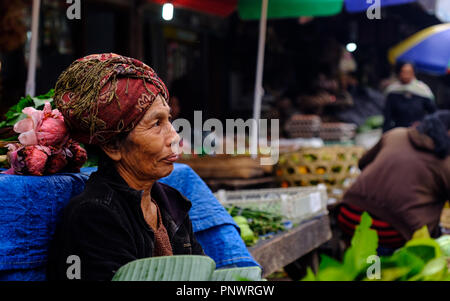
[
  {"x1": 345, "y1": 0, "x2": 416, "y2": 13},
  {"x1": 388, "y1": 23, "x2": 450, "y2": 75}
]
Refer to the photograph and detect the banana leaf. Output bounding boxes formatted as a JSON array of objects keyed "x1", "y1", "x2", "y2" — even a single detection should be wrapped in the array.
[{"x1": 112, "y1": 255, "x2": 263, "y2": 281}]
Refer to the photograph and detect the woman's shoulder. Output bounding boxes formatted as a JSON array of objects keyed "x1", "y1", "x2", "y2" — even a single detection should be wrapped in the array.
[{"x1": 62, "y1": 180, "x2": 124, "y2": 224}]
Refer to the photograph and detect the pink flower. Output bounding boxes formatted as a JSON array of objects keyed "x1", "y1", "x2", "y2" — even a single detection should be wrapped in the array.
[
  {"x1": 65, "y1": 140, "x2": 88, "y2": 173},
  {"x1": 46, "y1": 147, "x2": 68, "y2": 174},
  {"x1": 13, "y1": 102, "x2": 68, "y2": 147},
  {"x1": 4, "y1": 144, "x2": 50, "y2": 176}
]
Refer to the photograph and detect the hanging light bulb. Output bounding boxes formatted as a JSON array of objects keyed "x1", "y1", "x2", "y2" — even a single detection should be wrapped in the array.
[
  {"x1": 346, "y1": 42, "x2": 357, "y2": 53},
  {"x1": 162, "y1": 3, "x2": 174, "y2": 21}
]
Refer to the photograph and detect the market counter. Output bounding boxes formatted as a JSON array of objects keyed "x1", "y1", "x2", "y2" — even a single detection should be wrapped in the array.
[{"x1": 249, "y1": 214, "x2": 332, "y2": 277}]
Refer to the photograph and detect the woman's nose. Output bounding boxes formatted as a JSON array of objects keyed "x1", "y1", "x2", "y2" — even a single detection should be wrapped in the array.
[{"x1": 168, "y1": 124, "x2": 181, "y2": 147}]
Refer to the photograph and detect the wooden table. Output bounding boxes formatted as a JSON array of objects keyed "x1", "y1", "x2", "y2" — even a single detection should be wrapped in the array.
[
  {"x1": 248, "y1": 214, "x2": 332, "y2": 277},
  {"x1": 205, "y1": 176, "x2": 277, "y2": 191}
]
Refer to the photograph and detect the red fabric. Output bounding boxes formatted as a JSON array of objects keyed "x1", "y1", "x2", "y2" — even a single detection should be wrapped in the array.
[
  {"x1": 338, "y1": 203, "x2": 406, "y2": 248},
  {"x1": 340, "y1": 205, "x2": 392, "y2": 228},
  {"x1": 149, "y1": 0, "x2": 237, "y2": 17}
]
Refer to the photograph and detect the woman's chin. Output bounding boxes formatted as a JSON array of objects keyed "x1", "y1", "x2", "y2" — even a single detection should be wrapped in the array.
[{"x1": 158, "y1": 164, "x2": 174, "y2": 179}]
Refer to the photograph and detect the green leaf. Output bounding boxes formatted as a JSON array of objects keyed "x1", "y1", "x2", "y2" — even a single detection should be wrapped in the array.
[
  {"x1": 435, "y1": 235, "x2": 450, "y2": 257},
  {"x1": 381, "y1": 249, "x2": 425, "y2": 280},
  {"x1": 211, "y1": 266, "x2": 262, "y2": 281},
  {"x1": 343, "y1": 212, "x2": 378, "y2": 275},
  {"x1": 404, "y1": 238, "x2": 442, "y2": 262},
  {"x1": 408, "y1": 257, "x2": 447, "y2": 281},
  {"x1": 112, "y1": 255, "x2": 216, "y2": 281},
  {"x1": 301, "y1": 267, "x2": 316, "y2": 281},
  {"x1": 112, "y1": 255, "x2": 263, "y2": 281},
  {"x1": 379, "y1": 267, "x2": 412, "y2": 281},
  {"x1": 316, "y1": 266, "x2": 355, "y2": 281},
  {"x1": 5, "y1": 113, "x2": 27, "y2": 127},
  {"x1": 318, "y1": 254, "x2": 342, "y2": 270},
  {"x1": 32, "y1": 97, "x2": 53, "y2": 109},
  {"x1": 411, "y1": 226, "x2": 430, "y2": 240}
]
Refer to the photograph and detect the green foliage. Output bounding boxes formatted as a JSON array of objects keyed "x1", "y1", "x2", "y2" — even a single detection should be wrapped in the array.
[
  {"x1": 0, "y1": 89, "x2": 55, "y2": 129},
  {"x1": 301, "y1": 213, "x2": 450, "y2": 281},
  {"x1": 357, "y1": 115, "x2": 384, "y2": 133},
  {"x1": 305, "y1": 212, "x2": 378, "y2": 281},
  {"x1": 111, "y1": 255, "x2": 263, "y2": 281},
  {"x1": 227, "y1": 206, "x2": 286, "y2": 246}
]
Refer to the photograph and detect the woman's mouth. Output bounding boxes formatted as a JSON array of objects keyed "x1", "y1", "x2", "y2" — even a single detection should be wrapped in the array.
[{"x1": 163, "y1": 154, "x2": 179, "y2": 163}]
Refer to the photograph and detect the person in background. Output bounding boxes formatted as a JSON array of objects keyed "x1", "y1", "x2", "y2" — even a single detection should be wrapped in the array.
[
  {"x1": 338, "y1": 111, "x2": 450, "y2": 255},
  {"x1": 383, "y1": 62, "x2": 436, "y2": 132}
]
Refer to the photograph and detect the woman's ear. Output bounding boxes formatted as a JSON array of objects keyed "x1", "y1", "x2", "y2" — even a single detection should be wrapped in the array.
[{"x1": 101, "y1": 142, "x2": 122, "y2": 162}]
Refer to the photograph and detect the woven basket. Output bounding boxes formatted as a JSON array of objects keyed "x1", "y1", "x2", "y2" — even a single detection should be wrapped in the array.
[
  {"x1": 177, "y1": 155, "x2": 273, "y2": 179},
  {"x1": 319, "y1": 122, "x2": 357, "y2": 141},
  {"x1": 275, "y1": 146, "x2": 366, "y2": 192},
  {"x1": 284, "y1": 115, "x2": 321, "y2": 138}
]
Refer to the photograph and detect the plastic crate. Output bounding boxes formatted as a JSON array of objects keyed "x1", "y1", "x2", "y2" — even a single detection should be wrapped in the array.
[{"x1": 215, "y1": 185, "x2": 328, "y2": 224}]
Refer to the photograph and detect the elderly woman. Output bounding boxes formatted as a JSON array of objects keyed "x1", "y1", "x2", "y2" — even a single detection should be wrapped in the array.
[{"x1": 46, "y1": 53, "x2": 204, "y2": 281}]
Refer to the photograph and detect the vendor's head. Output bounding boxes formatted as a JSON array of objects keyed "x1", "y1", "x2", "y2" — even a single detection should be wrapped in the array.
[
  {"x1": 395, "y1": 62, "x2": 416, "y2": 85},
  {"x1": 54, "y1": 53, "x2": 180, "y2": 185}
]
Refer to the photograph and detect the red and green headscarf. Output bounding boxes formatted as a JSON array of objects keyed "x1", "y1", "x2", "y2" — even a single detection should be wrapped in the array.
[{"x1": 54, "y1": 53, "x2": 169, "y2": 145}]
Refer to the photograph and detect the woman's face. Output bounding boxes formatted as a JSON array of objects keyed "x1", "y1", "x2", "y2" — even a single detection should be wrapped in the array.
[
  {"x1": 118, "y1": 95, "x2": 180, "y2": 181},
  {"x1": 398, "y1": 64, "x2": 415, "y2": 84}
]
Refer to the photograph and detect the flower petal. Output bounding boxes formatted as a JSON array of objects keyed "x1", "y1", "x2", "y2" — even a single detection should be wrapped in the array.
[
  {"x1": 23, "y1": 107, "x2": 44, "y2": 129},
  {"x1": 13, "y1": 117, "x2": 34, "y2": 133},
  {"x1": 18, "y1": 130, "x2": 38, "y2": 145}
]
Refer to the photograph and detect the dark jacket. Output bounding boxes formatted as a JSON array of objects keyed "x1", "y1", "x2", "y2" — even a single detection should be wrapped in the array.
[
  {"x1": 383, "y1": 92, "x2": 436, "y2": 132},
  {"x1": 46, "y1": 162, "x2": 204, "y2": 281},
  {"x1": 343, "y1": 127, "x2": 450, "y2": 240}
]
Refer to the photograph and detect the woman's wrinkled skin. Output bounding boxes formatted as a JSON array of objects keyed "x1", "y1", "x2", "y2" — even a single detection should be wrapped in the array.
[{"x1": 102, "y1": 95, "x2": 180, "y2": 229}]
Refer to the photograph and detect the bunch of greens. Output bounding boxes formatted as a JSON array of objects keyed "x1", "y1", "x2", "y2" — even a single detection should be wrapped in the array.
[
  {"x1": 0, "y1": 89, "x2": 55, "y2": 130},
  {"x1": 226, "y1": 206, "x2": 286, "y2": 246},
  {"x1": 357, "y1": 115, "x2": 384, "y2": 134},
  {"x1": 302, "y1": 212, "x2": 450, "y2": 281}
]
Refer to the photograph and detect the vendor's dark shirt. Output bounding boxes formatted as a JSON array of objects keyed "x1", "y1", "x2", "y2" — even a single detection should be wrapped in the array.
[
  {"x1": 46, "y1": 163, "x2": 204, "y2": 281},
  {"x1": 383, "y1": 92, "x2": 436, "y2": 132}
]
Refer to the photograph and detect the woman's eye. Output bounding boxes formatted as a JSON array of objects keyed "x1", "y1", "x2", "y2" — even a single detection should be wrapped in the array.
[{"x1": 154, "y1": 120, "x2": 160, "y2": 127}]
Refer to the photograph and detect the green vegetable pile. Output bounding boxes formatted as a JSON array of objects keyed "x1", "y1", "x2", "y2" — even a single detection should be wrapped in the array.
[
  {"x1": 302, "y1": 212, "x2": 450, "y2": 281},
  {"x1": 226, "y1": 206, "x2": 286, "y2": 247},
  {"x1": 357, "y1": 115, "x2": 384, "y2": 134}
]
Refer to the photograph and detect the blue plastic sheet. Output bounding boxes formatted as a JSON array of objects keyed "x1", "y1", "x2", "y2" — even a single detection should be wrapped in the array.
[{"x1": 0, "y1": 163, "x2": 258, "y2": 280}]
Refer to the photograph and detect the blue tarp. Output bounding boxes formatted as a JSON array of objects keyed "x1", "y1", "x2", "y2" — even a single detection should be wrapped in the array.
[{"x1": 0, "y1": 163, "x2": 258, "y2": 280}]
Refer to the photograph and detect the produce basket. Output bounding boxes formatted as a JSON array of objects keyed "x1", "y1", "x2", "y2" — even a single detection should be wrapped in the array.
[
  {"x1": 215, "y1": 185, "x2": 328, "y2": 224},
  {"x1": 275, "y1": 146, "x2": 366, "y2": 195},
  {"x1": 284, "y1": 115, "x2": 321, "y2": 138},
  {"x1": 177, "y1": 154, "x2": 273, "y2": 179},
  {"x1": 319, "y1": 122, "x2": 357, "y2": 141}
]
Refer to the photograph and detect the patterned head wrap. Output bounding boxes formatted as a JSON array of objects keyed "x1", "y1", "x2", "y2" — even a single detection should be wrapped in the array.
[{"x1": 54, "y1": 53, "x2": 169, "y2": 145}]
